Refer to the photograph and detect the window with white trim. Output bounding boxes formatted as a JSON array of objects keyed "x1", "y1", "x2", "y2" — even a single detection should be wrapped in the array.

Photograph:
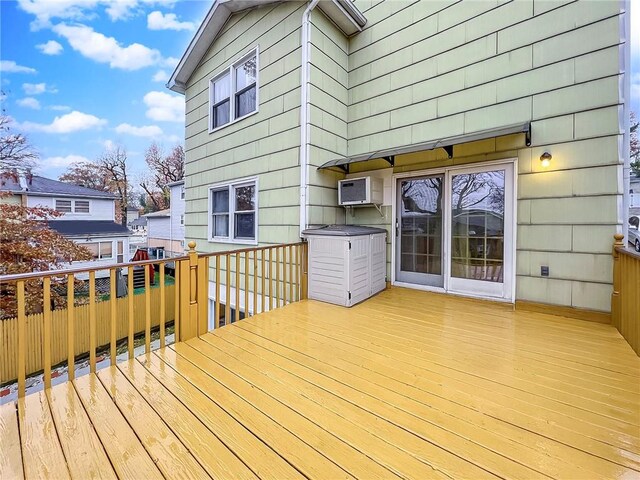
[
  {"x1": 209, "y1": 49, "x2": 258, "y2": 131},
  {"x1": 84, "y1": 241, "x2": 113, "y2": 260},
  {"x1": 180, "y1": 214, "x2": 184, "y2": 225},
  {"x1": 180, "y1": 185, "x2": 185, "y2": 199},
  {"x1": 55, "y1": 199, "x2": 90, "y2": 214},
  {"x1": 209, "y1": 179, "x2": 257, "y2": 242},
  {"x1": 55, "y1": 199, "x2": 72, "y2": 213}
]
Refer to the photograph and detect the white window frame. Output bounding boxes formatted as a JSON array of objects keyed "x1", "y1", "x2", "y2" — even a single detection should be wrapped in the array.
[
  {"x1": 180, "y1": 185, "x2": 185, "y2": 199},
  {"x1": 84, "y1": 241, "x2": 113, "y2": 260},
  {"x1": 54, "y1": 198, "x2": 91, "y2": 214},
  {"x1": 180, "y1": 214, "x2": 184, "y2": 225},
  {"x1": 208, "y1": 176, "x2": 258, "y2": 245},
  {"x1": 208, "y1": 47, "x2": 259, "y2": 133}
]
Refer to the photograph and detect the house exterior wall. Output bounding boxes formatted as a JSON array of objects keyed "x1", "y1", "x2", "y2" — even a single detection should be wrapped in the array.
[
  {"x1": 169, "y1": 183, "x2": 186, "y2": 246},
  {"x1": 181, "y1": 0, "x2": 628, "y2": 313},
  {"x1": 338, "y1": 0, "x2": 626, "y2": 312},
  {"x1": 26, "y1": 195, "x2": 116, "y2": 221},
  {"x1": 147, "y1": 216, "x2": 171, "y2": 241},
  {"x1": 184, "y1": 1, "x2": 306, "y2": 250},
  {"x1": 67, "y1": 235, "x2": 130, "y2": 274}
]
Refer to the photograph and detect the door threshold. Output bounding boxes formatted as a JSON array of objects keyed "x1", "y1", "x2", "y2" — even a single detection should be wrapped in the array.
[{"x1": 392, "y1": 281, "x2": 514, "y2": 304}]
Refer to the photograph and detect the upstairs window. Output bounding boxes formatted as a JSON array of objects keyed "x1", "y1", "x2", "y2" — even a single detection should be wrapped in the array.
[
  {"x1": 209, "y1": 49, "x2": 258, "y2": 132},
  {"x1": 209, "y1": 178, "x2": 257, "y2": 243},
  {"x1": 75, "y1": 200, "x2": 90, "y2": 213},
  {"x1": 180, "y1": 185, "x2": 185, "y2": 199},
  {"x1": 55, "y1": 199, "x2": 72, "y2": 213},
  {"x1": 55, "y1": 199, "x2": 90, "y2": 214}
]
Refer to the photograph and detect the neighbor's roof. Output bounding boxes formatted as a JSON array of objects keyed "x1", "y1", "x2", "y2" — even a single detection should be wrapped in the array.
[
  {"x1": 47, "y1": 221, "x2": 131, "y2": 237},
  {"x1": 0, "y1": 174, "x2": 115, "y2": 199},
  {"x1": 166, "y1": 179, "x2": 184, "y2": 187},
  {"x1": 129, "y1": 217, "x2": 148, "y2": 226},
  {"x1": 144, "y1": 209, "x2": 170, "y2": 218},
  {"x1": 168, "y1": 0, "x2": 366, "y2": 94}
]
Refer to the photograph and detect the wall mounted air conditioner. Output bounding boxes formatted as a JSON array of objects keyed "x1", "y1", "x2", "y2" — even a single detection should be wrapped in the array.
[{"x1": 338, "y1": 176, "x2": 383, "y2": 206}]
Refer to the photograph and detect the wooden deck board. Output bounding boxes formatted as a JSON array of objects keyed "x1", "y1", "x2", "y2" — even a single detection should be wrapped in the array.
[
  {"x1": 117, "y1": 358, "x2": 258, "y2": 480},
  {"x1": 73, "y1": 375, "x2": 163, "y2": 480},
  {"x1": 18, "y1": 391, "x2": 70, "y2": 480},
  {"x1": 0, "y1": 402, "x2": 24, "y2": 480},
  {"x1": 4, "y1": 288, "x2": 640, "y2": 480},
  {"x1": 47, "y1": 382, "x2": 116, "y2": 479}
]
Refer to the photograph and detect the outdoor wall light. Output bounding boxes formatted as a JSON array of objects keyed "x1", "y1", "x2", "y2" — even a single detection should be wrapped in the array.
[{"x1": 540, "y1": 151, "x2": 552, "y2": 168}]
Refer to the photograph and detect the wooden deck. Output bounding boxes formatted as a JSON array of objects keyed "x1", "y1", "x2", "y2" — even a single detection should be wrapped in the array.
[{"x1": 2, "y1": 288, "x2": 639, "y2": 479}]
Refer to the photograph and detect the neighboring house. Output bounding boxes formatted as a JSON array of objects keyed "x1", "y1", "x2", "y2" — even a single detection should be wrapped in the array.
[
  {"x1": 630, "y1": 173, "x2": 640, "y2": 214},
  {"x1": 129, "y1": 216, "x2": 148, "y2": 233},
  {"x1": 0, "y1": 173, "x2": 131, "y2": 271},
  {"x1": 169, "y1": 0, "x2": 632, "y2": 318},
  {"x1": 126, "y1": 206, "x2": 140, "y2": 226},
  {"x1": 144, "y1": 180, "x2": 185, "y2": 256}
]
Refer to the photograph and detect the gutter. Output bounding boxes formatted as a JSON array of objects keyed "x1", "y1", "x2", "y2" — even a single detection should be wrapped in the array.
[
  {"x1": 621, "y1": 0, "x2": 631, "y2": 241},
  {"x1": 299, "y1": 0, "x2": 320, "y2": 237}
]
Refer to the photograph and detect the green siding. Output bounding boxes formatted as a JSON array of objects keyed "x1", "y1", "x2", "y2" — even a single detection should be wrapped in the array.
[{"x1": 183, "y1": 0, "x2": 626, "y2": 312}]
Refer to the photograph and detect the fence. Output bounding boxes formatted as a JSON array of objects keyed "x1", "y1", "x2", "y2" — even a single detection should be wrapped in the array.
[
  {"x1": 0, "y1": 284, "x2": 176, "y2": 384},
  {"x1": 0, "y1": 241, "x2": 308, "y2": 397},
  {"x1": 612, "y1": 234, "x2": 640, "y2": 356}
]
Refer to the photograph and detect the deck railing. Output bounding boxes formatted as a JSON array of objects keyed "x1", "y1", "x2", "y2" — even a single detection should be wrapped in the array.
[
  {"x1": 0, "y1": 241, "x2": 308, "y2": 398},
  {"x1": 612, "y1": 233, "x2": 640, "y2": 356}
]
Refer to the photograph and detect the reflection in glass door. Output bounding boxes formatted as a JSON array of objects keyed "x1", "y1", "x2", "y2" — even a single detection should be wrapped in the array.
[
  {"x1": 450, "y1": 170, "x2": 505, "y2": 282},
  {"x1": 394, "y1": 163, "x2": 514, "y2": 300},
  {"x1": 395, "y1": 176, "x2": 444, "y2": 287}
]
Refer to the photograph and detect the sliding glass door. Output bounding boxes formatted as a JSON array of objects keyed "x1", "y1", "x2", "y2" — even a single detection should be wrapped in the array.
[
  {"x1": 395, "y1": 162, "x2": 514, "y2": 300},
  {"x1": 395, "y1": 175, "x2": 444, "y2": 287}
]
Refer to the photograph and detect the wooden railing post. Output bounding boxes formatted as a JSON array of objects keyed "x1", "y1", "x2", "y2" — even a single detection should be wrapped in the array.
[
  {"x1": 179, "y1": 241, "x2": 200, "y2": 342},
  {"x1": 611, "y1": 233, "x2": 624, "y2": 330},
  {"x1": 301, "y1": 241, "x2": 309, "y2": 300}
]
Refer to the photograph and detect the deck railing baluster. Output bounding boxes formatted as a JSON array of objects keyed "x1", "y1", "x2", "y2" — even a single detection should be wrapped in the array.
[
  {"x1": 17, "y1": 280, "x2": 26, "y2": 398},
  {"x1": 109, "y1": 268, "x2": 117, "y2": 366},
  {"x1": 215, "y1": 256, "x2": 221, "y2": 329},
  {"x1": 127, "y1": 266, "x2": 134, "y2": 359},
  {"x1": 261, "y1": 249, "x2": 266, "y2": 314},
  {"x1": 43, "y1": 277, "x2": 52, "y2": 390},
  {"x1": 160, "y1": 263, "x2": 166, "y2": 349},
  {"x1": 253, "y1": 250, "x2": 258, "y2": 317},
  {"x1": 89, "y1": 270, "x2": 96, "y2": 373},
  {"x1": 235, "y1": 254, "x2": 240, "y2": 321},
  {"x1": 225, "y1": 254, "x2": 231, "y2": 324},
  {"x1": 144, "y1": 265, "x2": 151, "y2": 354},
  {"x1": 67, "y1": 274, "x2": 75, "y2": 380},
  {"x1": 276, "y1": 247, "x2": 281, "y2": 309},
  {"x1": 244, "y1": 251, "x2": 249, "y2": 319}
]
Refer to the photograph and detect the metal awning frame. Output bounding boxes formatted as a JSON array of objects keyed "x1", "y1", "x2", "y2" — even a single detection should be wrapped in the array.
[{"x1": 319, "y1": 122, "x2": 531, "y2": 172}]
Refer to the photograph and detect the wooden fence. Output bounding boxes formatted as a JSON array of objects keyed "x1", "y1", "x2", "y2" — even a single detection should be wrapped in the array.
[
  {"x1": 0, "y1": 284, "x2": 175, "y2": 383},
  {"x1": 612, "y1": 234, "x2": 640, "y2": 356}
]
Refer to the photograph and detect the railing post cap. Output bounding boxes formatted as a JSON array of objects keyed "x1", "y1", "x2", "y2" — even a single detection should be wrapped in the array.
[
  {"x1": 614, "y1": 233, "x2": 625, "y2": 242},
  {"x1": 188, "y1": 241, "x2": 197, "y2": 251}
]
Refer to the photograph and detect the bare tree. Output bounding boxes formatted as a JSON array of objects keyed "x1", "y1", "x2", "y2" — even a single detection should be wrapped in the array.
[
  {"x1": 98, "y1": 145, "x2": 130, "y2": 226},
  {"x1": 59, "y1": 160, "x2": 113, "y2": 192},
  {"x1": 0, "y1": 114, "x2": 37, "y2": 175},
  {"x1": 139, "y1": 142, "x2": 185, "y2": 211}
]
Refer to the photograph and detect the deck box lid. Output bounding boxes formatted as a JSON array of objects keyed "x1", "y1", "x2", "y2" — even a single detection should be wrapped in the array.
[{"x1": 302, "y1": 224, "x2": 387, "y2": 236}]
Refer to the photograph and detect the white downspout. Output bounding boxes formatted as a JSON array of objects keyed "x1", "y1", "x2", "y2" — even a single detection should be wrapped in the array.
[
  {"x1": 299, "y1": 0, "x2": 320, "y2": 238},
  {"x1": 621, "y1": 0, "x2": 631, "y2": 241}
]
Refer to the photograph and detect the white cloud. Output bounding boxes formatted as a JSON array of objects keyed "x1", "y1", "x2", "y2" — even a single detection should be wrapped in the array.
[
  {"x1": 17, "y1": 98, "x2": 41, "y2": 110},
  {"x1": 143, "y1": 91, "x2": 184, "y2": 122},
  {"x1": 53, "y1": 23, "x2": 162, "y2": 70},
  {"x1": 147, "y1": 11, "x2": 194, "y2": 31},
  {"x1": 36, "y1": 40, "x2": 64, "y2": 55},
  {"x1": 39, "y1": 154, "x2": 91, "y2": 169},
  {"x1": 162, "y1": 56, "x2": 179, "y2": 68},
  {"x1": 18, "y1": 110, "x2": 107, "y2": 134},
  {"x1": 0, "y1": 60, "x2": 37, "y2": 74},
  {"x1": 102, "y1": 139, "x2": 116, "y2": 150},
  {"x1": 152, "y1": 70, "x2": 169, "y2": 82},
  {"x1": 50, "y1": 105, "x2": 71, "y2": 111},
  {"x1": 17, "y1": 0, "x2": 179, "y2": 29},
  {"x1": 115, "y1": 123, "x2": 164, "y2": 137},
  {"x1": 22, "y1": 82, "x2": 50, "y2": 95}
]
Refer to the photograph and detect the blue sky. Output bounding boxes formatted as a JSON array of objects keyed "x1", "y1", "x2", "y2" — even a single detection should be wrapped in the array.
[
  {"x1": 0, "y1": 1, "x2": 639, "y2": 182},
  {"x1": 0, "y1": 0, "x2": 210, "y2": 181}
]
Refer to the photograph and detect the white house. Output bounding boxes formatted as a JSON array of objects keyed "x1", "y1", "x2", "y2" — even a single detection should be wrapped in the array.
[
  {"x1": 144, "y1": 180, "x2": 185, "y2": 257},
  {"x1": 0, "y1": 173, "x2": 131, "y2": 271}
]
